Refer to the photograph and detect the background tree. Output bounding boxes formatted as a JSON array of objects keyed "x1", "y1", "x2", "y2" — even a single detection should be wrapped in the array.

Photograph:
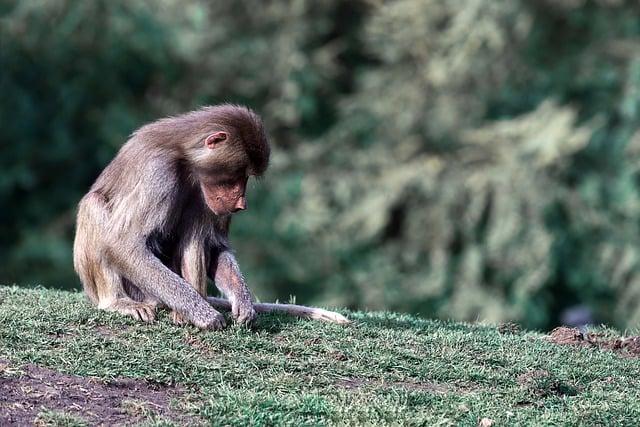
[{"x1": 1, "y1": 0, "x2": 639, "y2": 330}]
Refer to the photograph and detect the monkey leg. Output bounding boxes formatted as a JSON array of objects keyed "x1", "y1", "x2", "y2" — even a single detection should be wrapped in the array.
[
  {"x1": 171, "y1": 239, "x2": 211, "y2": 326},
  {"x1": 81, "y1": 254, "x2": 158, "y2": 323},
  {"x1": 210, "y1": 251, "x2": 256, "y2": 326},
  {"x1": 123, "y1": 279, "x2": 162, "y2": 307},
  {"x1": 74, "y1": 192, "x2": 109, "y2": 304},
  {"x1": 105, "y1": 298, "x2": 157, "y2": 323},
  {"x1": 74, "y1": 192, "x2": 157, "y2": 323},
  {"x1": 108, "y1": 241, "x2": 226, "y2": 330},
  {"x1": 91, "y1": 260, "x2": 157, "y2": 323}
]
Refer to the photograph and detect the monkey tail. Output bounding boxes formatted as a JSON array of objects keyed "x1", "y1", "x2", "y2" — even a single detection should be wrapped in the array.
[{"x1": 206, "y1": 297, "x2": 350, "y2": 324}]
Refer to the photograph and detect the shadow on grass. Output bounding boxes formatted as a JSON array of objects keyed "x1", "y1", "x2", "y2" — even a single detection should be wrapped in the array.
[
  {"x1": 248, "y1": 312, "x2": 303, "y2": 334},
  {"x1": 249, "y1": 310, "x2": 492, "y2": 335},
  {"x1": 350, "y1": 313, "x2": 491, "y2": 334}
]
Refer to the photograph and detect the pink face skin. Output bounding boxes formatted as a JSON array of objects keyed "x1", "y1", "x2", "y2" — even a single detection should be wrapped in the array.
[
  {"x1": 200, "y1": 177, "x2": 248, "y2": 216},
  {"x1": 200, "y1": 131, "x2": 251, "y2": 215}
]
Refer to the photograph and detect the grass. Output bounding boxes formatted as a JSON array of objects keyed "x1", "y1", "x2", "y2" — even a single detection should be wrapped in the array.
[{"x1": 1, "y1": 285, "x2": 639, "y2": 426}]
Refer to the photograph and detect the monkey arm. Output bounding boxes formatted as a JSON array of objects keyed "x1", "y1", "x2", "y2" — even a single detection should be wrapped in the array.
[
  {"x1": 211, "y1": 251, "x2": 251, "y2": 297},
  {"x1": 107, "y1": 240, "x2": 226, "y2": 329},
  {"x1": 209, "y1": 250, "x2": 256, "y2": 325}
]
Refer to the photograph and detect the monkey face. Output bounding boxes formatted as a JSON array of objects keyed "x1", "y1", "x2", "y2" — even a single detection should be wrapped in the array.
[
  {"x1": 200, "y1": 176, "x2": 248, "y2": 216},
  {"x1": 191, "y1": 111, "x2": 268, "y2": 216}
]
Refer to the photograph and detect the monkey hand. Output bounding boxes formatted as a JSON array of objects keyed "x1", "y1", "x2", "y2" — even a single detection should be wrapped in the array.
[
  {"x1": 184, "y1": 306, "x2": 227, "y2": 330},
  {"x1": 231, "y1": 296, "x2": 256, "y2": 327}
]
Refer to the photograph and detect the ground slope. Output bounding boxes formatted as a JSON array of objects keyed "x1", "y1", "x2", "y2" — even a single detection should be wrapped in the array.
[{"x1": 1, "y1": 286, "x2": 639, "y2": 426}]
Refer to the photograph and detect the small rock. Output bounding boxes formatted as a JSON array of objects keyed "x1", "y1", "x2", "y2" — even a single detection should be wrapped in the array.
[{"x1": 478, "y1": 417, "x2": 495, "y2": 427}]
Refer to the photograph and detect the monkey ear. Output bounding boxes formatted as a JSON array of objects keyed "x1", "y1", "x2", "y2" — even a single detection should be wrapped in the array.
[{"x1": 205, "y1": 131, "x2": 227, "y2": 148}]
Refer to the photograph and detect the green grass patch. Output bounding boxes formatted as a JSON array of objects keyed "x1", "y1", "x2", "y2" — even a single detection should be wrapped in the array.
[{"x1": 1, "y1": 286, "x2": 639, "y2": 426}]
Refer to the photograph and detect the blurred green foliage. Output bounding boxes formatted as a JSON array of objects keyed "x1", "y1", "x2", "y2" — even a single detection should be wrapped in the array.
[{"x1": 1, "y1": 0, "x2": 640, "y2": 330}]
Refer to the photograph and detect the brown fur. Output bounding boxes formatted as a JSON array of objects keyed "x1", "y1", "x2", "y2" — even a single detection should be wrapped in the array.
[{"x1": 73, "y1": 104, "x2": 348, "y2": 329}]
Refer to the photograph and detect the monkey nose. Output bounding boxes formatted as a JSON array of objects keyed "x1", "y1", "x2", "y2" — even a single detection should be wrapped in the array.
[{"x1": 234, "y1": 197, "x2": 247, "y2": 212}]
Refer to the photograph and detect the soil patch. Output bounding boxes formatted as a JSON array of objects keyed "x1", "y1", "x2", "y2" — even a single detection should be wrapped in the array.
[
  {"x1": 548, "y1": 326, "x2": 640, "y2": 357},
  {"x1": 516, "y1": 369, "x2": 577, "y2": 399},
  {"x1": 0, "y1": 359, "x2": 199, "y2": 426}
]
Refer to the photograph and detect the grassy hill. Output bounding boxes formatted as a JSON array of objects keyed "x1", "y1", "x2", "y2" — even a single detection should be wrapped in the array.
[{"x1": 1, "y1": 286, "x2": 639, "y2": 426}]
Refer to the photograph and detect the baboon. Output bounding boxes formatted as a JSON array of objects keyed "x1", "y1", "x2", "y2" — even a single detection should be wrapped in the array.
[{"x1": 73, "y1": 104, "x2": 348, "y2": 329}]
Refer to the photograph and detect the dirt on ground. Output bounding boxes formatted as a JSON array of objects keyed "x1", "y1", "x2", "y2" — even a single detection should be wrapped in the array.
[
  {"x1": 0, "y1": 359, "x2": 199, "y2": 426},
  {"x1": 547, "y1": 326, "x2": 640, "y2": 357},
  {"x1": 516, "y1": 369, "x2": 578, "y2": 399}
]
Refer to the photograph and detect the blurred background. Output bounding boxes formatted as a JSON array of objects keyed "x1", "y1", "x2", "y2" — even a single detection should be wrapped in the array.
[{"x1": 2, "y1": 0, "x2": 640, "y2": 331}]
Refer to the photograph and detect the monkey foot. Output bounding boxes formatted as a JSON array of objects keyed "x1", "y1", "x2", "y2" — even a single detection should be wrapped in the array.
[
  {"x1": 170, "y1": 310, "x2": 189, "y2": 326},
  {"x1": 107, "y1": 299, "x2": 156, "y2": 323}
]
